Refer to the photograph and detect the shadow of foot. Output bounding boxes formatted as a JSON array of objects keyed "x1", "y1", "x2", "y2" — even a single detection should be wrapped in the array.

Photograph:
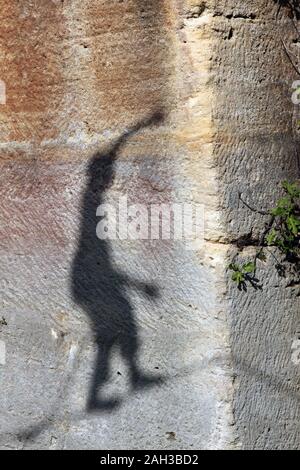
[
  {"x1": 87, "y1": 396, "x2": 122, "y2": 413},
  {"x1": 131, "y1": 372, "x2": 165, "y2": 391}
]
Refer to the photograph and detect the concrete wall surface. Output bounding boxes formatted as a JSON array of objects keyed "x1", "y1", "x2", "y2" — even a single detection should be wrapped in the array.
[{"x1": 0, "y1": 0, "x2": 299, "y2": 449}]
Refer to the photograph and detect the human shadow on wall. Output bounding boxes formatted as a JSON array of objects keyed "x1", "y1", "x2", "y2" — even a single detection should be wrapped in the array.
[{"x1": 71, "y1": 112, "x2": 164, "y2": 412}]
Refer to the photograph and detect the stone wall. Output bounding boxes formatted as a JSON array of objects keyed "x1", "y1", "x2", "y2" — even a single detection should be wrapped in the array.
[
  {"x1": 212, "y1": 0, "x2": 300, "y2": 449},
  {"x1": 0, "y1": 0, "x2": 299, "y2": 450}
]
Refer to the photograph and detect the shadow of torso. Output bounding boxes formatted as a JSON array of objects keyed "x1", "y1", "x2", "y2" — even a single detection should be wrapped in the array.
[{"x1": 72, "y1": 152, "x2": 134, "y2": 340}]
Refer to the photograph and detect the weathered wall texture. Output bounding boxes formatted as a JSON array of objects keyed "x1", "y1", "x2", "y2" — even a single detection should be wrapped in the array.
[
  {"x1": 211, "y1": 0, "x2": 300, "y2": 449},
  {"x1": 0, "y1": 0, "x2": 299, "y2": 450}
]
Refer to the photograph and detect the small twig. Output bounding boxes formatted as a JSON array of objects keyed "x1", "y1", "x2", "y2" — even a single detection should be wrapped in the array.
[
  {"x1": 252, "y1": 216, "x2": 276, "y2": 274},
  {"x1": 281, "y1": 39, "x2": 300, "y2": 76},
  {"x1": 276, "y1": 2, "x2": 283, "y2": 19},
  {"x1": 260, "y1": 216, "x2": 276, "y2": 244},
  {"x1": 238, "y1": 192, "x2": 270, "y2": 216},
  {"x1": 266, "y1": 246, "x2": 283, "y2": 265},
  {"x1": 291, "y1": 15, "x2": 300, "y2": 36},
  {"x1": 237, "y1": 193, "x2": 275, "y2": 273}
]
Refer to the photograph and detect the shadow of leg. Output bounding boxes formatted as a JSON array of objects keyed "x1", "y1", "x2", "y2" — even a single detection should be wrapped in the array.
[
  {"x1": 119, "y1": 334, "x2": 165, "y2": 391},
  {"x1": 87, "y1": 339, "x2": 122, "y2": 412}
]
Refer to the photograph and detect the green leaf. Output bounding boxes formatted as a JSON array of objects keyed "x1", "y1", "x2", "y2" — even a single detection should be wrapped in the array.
[
  {"x1": 242, "y1": 262, "x2": 256, "y2": 274},
  {"x1": 282, "y1": 180, "x2": 300, "y2": 199},
  {"x1": 266, "y1": 229, "x2": 277, "y2": 245},
  {"x1": 232, "y1": 271, "x2": 244, "y2": 285},
  {"x1": 271, "y1": 206, "x2": 288, "y2": 217},
  {"x1": 228, "y1": 263, "x2": 239, "y2": 272},
  {"x1": 287, "y1": 215, "x2": 300, "y2": 237},
  {"x1": 280, "y1": 196, "x2": 293, "y2": 210}
]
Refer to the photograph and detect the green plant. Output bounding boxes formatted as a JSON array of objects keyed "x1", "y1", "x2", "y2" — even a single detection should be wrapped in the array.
[
  {"x1": 267, "y1": 181, "x2": 300, "y2": 256},
  {"x1": 229, "y1": 262, "x2": 256, "y2": 289},
  {"x1": 229, "y1": 180, "x2": 300, "y2": 289}
]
